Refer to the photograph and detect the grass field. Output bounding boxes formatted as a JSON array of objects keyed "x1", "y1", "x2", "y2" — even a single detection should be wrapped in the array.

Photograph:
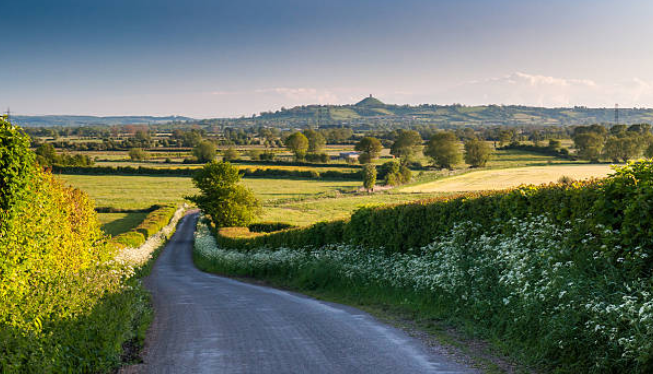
[
  {"x1": 58, "y1": 174, "x2": 437, "y2": 226},
  {"x1": 59, "y1": 150, "x2": 604, "y2": 227},
  {"x1": 98, "y1": 212, "x2": 148, "y2": 236},
  {"x1": 402, "y1": 164, "x2": 616, "y2": 193}
]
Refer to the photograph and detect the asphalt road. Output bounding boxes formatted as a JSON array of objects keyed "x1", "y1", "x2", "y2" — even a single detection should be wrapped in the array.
[{"x1": 136, "y1": 212, "x2": 476, "y2": 374}]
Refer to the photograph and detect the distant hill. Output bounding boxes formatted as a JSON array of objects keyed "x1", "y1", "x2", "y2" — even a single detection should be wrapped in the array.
[
  {"x1": 355, "y1": 95, "x2": 385, "y2": 107},
  {"x1": 11, "y1": 115, "x2": 195, "y2": 127},
  {"x1": 257, "y1": 96, "x2": 653, "y2": 126}
]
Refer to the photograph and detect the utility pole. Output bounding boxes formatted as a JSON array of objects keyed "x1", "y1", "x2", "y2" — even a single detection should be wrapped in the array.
[
  {"x1": 615, "y1": 103, "x2": 619, "y2": 125},
  {"x1": 5, "y1": 107, "x2": 10, "y2": 121}
]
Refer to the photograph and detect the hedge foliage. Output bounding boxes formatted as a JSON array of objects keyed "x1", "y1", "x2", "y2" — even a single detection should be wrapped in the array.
[
  {"x1": 0, "y1": 119, "x2": 150, "y2": 372},
  {"x1": 209, "y1": 160, "x2": 653, "y2": 372},
  {"x1": 111, "y1": 204, "x2": 178, "y2": 248},
  {"x1": 218, "y1": 161, "x2": 653, "y2": 274},
  {"x1": 52, "y1": 164, "x2": 361, "y2": 180}
]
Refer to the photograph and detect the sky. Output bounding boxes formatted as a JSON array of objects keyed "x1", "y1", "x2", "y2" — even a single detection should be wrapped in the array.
[{"x1": 2, "y1": 0, "x2": 653, "y2": 118}]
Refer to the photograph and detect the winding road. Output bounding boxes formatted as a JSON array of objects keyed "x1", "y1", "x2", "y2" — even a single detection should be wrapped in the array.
[{"x1": 132, "y1": 212, "x2": 477, "y2": 374}]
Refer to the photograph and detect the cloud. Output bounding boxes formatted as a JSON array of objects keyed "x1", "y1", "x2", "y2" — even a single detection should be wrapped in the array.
[{"x1": 445, "y1": 72, "x2": 653, "y2": 107}]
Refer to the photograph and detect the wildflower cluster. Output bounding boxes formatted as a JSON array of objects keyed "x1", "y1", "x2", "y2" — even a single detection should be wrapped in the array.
[{"x1": 194, "y1": 216, "x2": 653, "y2": 373}]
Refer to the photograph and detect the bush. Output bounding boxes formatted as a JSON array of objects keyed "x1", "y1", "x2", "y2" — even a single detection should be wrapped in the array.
[{"x1": 304, "y1": 152, "x2": 329, "y2": 163}]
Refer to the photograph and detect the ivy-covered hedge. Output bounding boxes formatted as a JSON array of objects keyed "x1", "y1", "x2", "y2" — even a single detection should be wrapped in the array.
[
  {"x1": 0, "y1": 118, "x2": 150, "y2": 372},
  {"x1": 52, "y1": 165, "x2": 361, "y2": 180}
]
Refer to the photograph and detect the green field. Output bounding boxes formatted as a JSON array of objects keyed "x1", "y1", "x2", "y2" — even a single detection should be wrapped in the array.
[
  {"x1": 58, "y1": 174, "x2": 439, "y2": 226},
  {"x1": 58, "y1": 149, "x2": 601, "y2": 227},
  {"x1": 98, "y1": 212, "x2": 148, "y2": 236}
]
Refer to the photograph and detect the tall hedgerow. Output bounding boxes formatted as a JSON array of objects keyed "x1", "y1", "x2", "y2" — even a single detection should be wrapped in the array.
[{"x1": 0, "y1": 117, "x2": 147, "y2": 372}]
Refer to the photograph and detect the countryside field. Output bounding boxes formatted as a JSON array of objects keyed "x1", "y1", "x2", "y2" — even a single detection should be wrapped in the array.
[
  {"x1": 58, "y1": 150, "x2": 615, "y2": 229},
  {"x1": 402, "y1": 164, "x2": 615, "y2": 193}
]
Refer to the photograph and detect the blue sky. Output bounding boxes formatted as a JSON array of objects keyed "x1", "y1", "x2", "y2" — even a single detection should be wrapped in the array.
[{"x1": 2, "y1": 0, "x2": 653, "y2": 117}]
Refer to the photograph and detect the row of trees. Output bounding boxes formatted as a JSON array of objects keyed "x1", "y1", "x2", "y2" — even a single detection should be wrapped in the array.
[
  {"x1": 572, "y1": 124, "x2": 653, "y2": 162},
  {"x1": 354, "y1": 130, "x2": 492, "y2": 169}
]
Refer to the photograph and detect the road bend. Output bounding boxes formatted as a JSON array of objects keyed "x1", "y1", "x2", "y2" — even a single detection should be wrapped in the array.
[{"x1": 135, "y1": 211, "x2": 477, "y2": 374}]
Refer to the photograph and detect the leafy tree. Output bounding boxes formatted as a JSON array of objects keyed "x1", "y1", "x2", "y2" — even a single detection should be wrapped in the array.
[
  {"x1": 464, "y1": 139, "x2": 492, "y2": 167},
  {"x1": 362, "y1": 164, "x2": 377, "y2": 192},
  {"x1": 355, "y1": 137, "x2": 383, "y2": 164},
  {"x1": 285, "y1": 132, "x2": 309, "y2": 161},
  {"x1": 193, "y1": 140, "x2": 217, "y2": 163},
  {"x1": 223, "y1": 147, "x2": 240, "y2": 161},
  {"x1": 548, "y1": 139, "x2": 562, "y2": 150},
  {"x1": 498, "y1": 130, "x2": 514, "y2": 147},
  {"x1": 379, "y1": 160, "x2": 411, "y2": 186},
  {"x1": 128, "y1": 148, "x2": 150, "y2": 161},
  {"x1": 248, "y1": 150, "x2": 262, "y2": 161},
  {"x1": 390, "y1": 130, "x2": 422, "y2": 163},
  {"x1": 573, "y1": 132, "x2": 604, "y2": 162},
  {"x1": 303, "y1": 129, "x2": 327, "y2": 153},
  {"x1": 424, "y1": 131, "x2": 461, "y2": 169},
  {"x1": 604, "y1": 134, "x2": 643, "y2": 162},
  {"x1": 186, "y1": 161, "x2": 261, "y2": 227},
  {"x1": 35, "y1": 143, "x2": 58, "y2": 166}
]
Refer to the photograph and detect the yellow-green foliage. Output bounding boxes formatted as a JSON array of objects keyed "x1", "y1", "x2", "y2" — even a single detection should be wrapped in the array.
[
  {"x1": 112, "y1": 204, "x2": 177, "y2": 248},
  {"x1": 0, "y1": 120, "x2": 149, "y2": 373}
]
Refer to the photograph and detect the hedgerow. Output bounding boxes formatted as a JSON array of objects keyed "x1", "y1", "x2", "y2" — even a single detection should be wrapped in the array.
[
  {"x1": 51, "y1": 164, "x2": 361, "y2": 180},
  {"x1": 0, "y1": 119, "x2": 156, "y2": 373},
  {"x1": 206, "y1": 160, "x2": 653, "y2": 372}
]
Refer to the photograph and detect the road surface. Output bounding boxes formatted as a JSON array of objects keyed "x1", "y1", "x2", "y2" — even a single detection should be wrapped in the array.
[{"x1": 135, "y1": 212, "x2": 476, "y2": 373}]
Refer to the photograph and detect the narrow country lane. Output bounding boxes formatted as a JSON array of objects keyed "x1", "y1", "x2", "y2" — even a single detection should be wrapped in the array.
[{"x1": 133, "y1": 211, "x2": 477, "y2": 374}]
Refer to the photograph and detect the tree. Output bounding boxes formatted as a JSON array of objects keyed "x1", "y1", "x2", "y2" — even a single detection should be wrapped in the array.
[
  {"x1": 128, "y1": 148, "x2": 149, "y2": 161},
  {"x1": 186, "y1": 161, "x2": 261, "y2": 227},
  {"x1": 362, "y1": 164, "x2": 377, "y2": 192},
  {"x1": 35, "y1": 143, "x2": 58, "y2": 166},
  {"x1": 604, "y1": 133, "x2": 644, "y2": 162},
  {"x1": 193, "y1": 140, "x2": 217, "y2": 163},
  {"x1": 464, "y1": 139, "x2": 492, "y2": 167},
  {"x1": 285, "y1": 132, "x2": 309, "y2": 161},
  {"x1": 548, "y1": 139, "x2": 561, "y2": 150},
  {"x1": 573, "y1": 132, "x2": 604, "y2": 162},
  {"x1": 379, "y1": 160, "x2": 411, "y2": 186},
  {"x1": 355, "y1": 137, "x2": 383, "y2": 164},
  {"x1": 390, "y1": 130, "x2": 422, "y2": 163},
  {"x1": 223, "y1": 147, "x2": 240, "y2": 161},
  {"x1": 424, "y1": 131, "x2": 461, "y2": 169},
  {"x1": 498, "y1": 130, "x2": 514, "y2": 147},
  {"x1": 303, "y1": 129, "x2": 327, "y2": 153}
]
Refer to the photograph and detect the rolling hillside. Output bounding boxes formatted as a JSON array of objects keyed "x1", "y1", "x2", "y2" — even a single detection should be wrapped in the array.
[{"x1": 257, "y1": 96, "x2": 653, "y2": 126}]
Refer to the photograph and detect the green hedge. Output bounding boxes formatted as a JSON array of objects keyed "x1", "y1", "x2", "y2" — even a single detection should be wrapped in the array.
[
  {"x1": 52, "y1": 165, "x2": 361, "y2": 180},
  {"x1": 0, "y1": 118, "x2": 150, "y2": 372},
  {"x1": 216, "y1": 176, "x2": 618, "y2": 252},
  {"x1": 112, "y1": 204, "x2": 178, "y2": 248}
]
